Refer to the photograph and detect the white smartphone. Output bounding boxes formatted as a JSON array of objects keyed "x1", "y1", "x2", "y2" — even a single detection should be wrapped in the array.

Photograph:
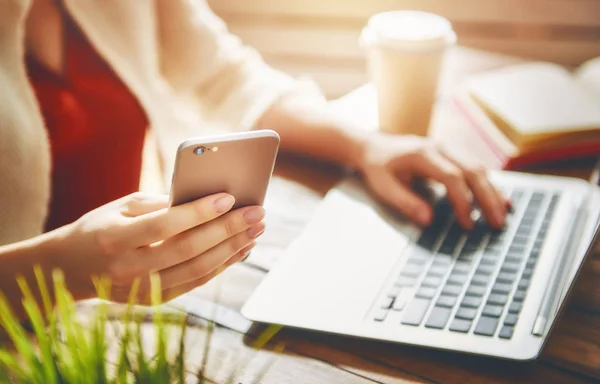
[{"x1": 169, "y1": 130, "x2": 280, "y2": 209}]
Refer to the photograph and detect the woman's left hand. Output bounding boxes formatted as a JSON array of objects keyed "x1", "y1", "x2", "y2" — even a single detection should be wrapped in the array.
[{"x1": 355, "y1": 133, "x2": 510, "y2": 230}]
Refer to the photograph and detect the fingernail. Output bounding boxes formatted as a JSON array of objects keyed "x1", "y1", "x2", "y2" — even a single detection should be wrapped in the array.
[
  {"x1": 240, "y1": 242, "x2": 256, "y2": 261},
  {"x1": 506, "y1": 199, "x2": 514, "y2": 213},
  {"x1": 417, "y1": 209, "x2": 432, "y2": 226},
  {"x1": 214, "y1": 195, "x2": 235, "y2": 213},
  {"x1": 247, "y1": 222, "x2": 265, "y2": 239},
  {"x1": 243, "y1": 206, "x2": 265, "y2": 224}
]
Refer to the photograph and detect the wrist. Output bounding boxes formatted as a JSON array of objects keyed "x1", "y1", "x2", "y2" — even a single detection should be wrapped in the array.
[
  {"x1": 329, "y1": 114, "x2": 370, "y2": 172},
  {"x1": 43, "y1": 224, "x2": 96, "y2": 302}
]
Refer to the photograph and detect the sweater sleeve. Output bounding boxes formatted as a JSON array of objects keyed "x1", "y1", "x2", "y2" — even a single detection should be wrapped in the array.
[{"x1": 156, "y1": 0, "x2": 325, "y2": 132}]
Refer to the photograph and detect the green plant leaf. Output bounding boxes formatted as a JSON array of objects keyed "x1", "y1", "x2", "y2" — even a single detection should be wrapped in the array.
[
  {"x1": 173, "y1": 316, "x2": 186, "y2": 384},
  {"x1": 150, "y1": 274, "x2": 171, "y2": 384},
  {"x1": 251, "y1": 324, "x2": 283, "y2": 350},
  {"x1": 52, "y1": 270, "x2": 84, "y2": 384},
  {"x1": 0, "y1": 349, "x2": 24, "y2": 379},
  {"x1": 0, "y1": 290, "x2": 43, "y2": 382},
  {"x1": 134, "y1": 321, "x2": 152, "y2": 384}
]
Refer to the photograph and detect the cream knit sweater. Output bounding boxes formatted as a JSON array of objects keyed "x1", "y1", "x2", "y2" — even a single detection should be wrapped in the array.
[{"x1": 0, "y1": 0, "x2": 320, "y2": 246}]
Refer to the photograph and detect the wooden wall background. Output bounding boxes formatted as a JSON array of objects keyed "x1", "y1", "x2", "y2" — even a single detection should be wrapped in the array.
[{"x1": 208, "y1": 0, "x2": 600, "y2": 98}]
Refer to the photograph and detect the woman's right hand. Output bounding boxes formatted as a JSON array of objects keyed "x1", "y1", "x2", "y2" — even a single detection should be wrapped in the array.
[{"x1": 50, "y1": 192, "x2": 264, "y2": 304}]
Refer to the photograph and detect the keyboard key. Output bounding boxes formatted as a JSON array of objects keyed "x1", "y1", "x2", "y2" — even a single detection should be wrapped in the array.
[
  {"x1": 422, "y1": 275, "x2": 443, "y2": 288},
  {"x1": 441, "y1": 284, "x2": 463, "y2": 296},
  {"x1": 531, "y1": 192, "x2": 545, "y2": 201},
  {"x1": 402, "y1": 264, "x2": 424, "y2": 277},
  {"x1": 456, "y1": 307, "x2": 478, "y2": 320},
  {"x1": 511, "y1": 234, "x2": 529, "y2": 245},
  {"x1": 504, "y1": 313, "x2": 518, "y2": 326},
  {"x1": 480, "y1": 255, "x2": 498, "y2": 266},
  {"x1": 474, "y1": 316, "x2": 499, "y2": 336},
  {"x1": 438, "y1": 228, "x2": 462, "y2": 254},
  {"x1": 425, "y1": 306, "x2": 452, "y2": 329},
  {"x1": 485, "y1": 244, "x2": 504, "y2": 254},
  {"x1": 523, "y1": 268, "x2": 533, "y2": 279},
  {"x1": 492, "y1": 283, "x2": 512, "y2": 294},
  {"x1": 381, "y1": 296, "x2": 394, "y2": 309},
  {"x1": 508, "y1": 244, "x2": 526, "y2": 253},
  {"x1": 449, "y1": 318, "x2": 472, "y2": 333},
  {"x1": 416, "y1": 286, "x2": 437, "y2": 299},
  {"x1": 373, "y1": 309, "x2": 388, "y2": 322},
  {"x1": 518, "y1": 279, "x2": 530, "y2": 290},
  {"x1": 437, "y1": 295, "x2": 457, "y2": 308},
  {"x1": 525, "y1": 259, "x2": 537, "y2": 269},
  {"x1": 453, "y1": 261, "x2": 472, "y2": 274},
  {"x1": 471, "y1": 274, "x2": 489, "y2": 286},
  {"x1": 461, "y1": 296, "x2": 482, "y2": 308},
  {"x1": 513, "y1": 290, "x2": 526, "y2": 302},
  {"x1": 457, "y1": 252, "x2": 477, "y2": 262},
  {"x1": 392, "y1": 289, "x2": 413, "y2": 311},
  {"x1": 500, "y1": 262, "x2": 520, "y2": 274},
  {"x1": 434, "y1": 254, "x2": 453, "y2": 265},
  {"x1": 387, "y1": 286, "x2": 402, "y2": 298},
  {"x1": 447, "y1": 274, "x2": 468, "y2": 285},
  {"x1": 509, "y1": 301, "x2": 523, "y2": 314},
  {"x1": 476, "y1": 264, "x2": 495, "y2": 276},
  {"x1": 407, "y1": 256, "x2": 429, "y2": 266},
  {"x1": 428, "y1": 264, "x2": 450, "y2": 277},
  {"x1": 487, "y1": 294, "x2": 509, "y2": 306},
  {"x1": 438, "y1": 244, "x2": 457, "y2": 255},
  {"x1": 417, "y1": 230, "x2": 439, "y2": 250},
  {"x1": 392, "y1": 289, "x2": 414, "y2": 311},
  {"x1": 482, "y1": 304, "x2": 504, "y2": 317},
  {"x1": 504, "y1": 253, "x2": 523, "y2": 263},
  {"x1": 499, "y1": 326, "x2": 514, "y2": 339},
  {"x1": 487, "y1": 233, "x2": 504, "y2": 245},
  {"x1": 465, "y1": 285, "x2": 486, "y2": 297},
  {"x1": 395, "y1": 276, "x2": 417, "y2": 287},
  {"x1": 496, "y1": 272, "x2": 515, "y2": 284},
  {"x1": 401, "y1": 298, "x2": 431, "y2": 326}
]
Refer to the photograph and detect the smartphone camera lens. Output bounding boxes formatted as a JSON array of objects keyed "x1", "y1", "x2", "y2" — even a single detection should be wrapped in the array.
[{"x1": 193, "y1": 146, "x2": 206, "y2": 155}]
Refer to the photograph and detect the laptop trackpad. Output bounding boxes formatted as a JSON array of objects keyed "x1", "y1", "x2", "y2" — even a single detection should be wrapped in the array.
[{"x1": 243, "y1": 181, "x2": 417, "y2": 331}]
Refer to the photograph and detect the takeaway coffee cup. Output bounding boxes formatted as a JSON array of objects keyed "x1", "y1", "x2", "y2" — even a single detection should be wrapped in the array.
[{"x1": 360, "y1": 11, "x2": 456, "y2": 136}]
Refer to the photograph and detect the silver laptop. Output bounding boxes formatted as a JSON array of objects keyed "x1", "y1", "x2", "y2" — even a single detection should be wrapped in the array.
[{"x1": 242, "y1": 170, "x2": 600, "y2": 360}]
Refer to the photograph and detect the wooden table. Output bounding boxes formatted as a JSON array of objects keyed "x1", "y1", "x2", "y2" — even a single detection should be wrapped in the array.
[{"x1": 104, "y1": 47, "x2": 600, "y2": 383}]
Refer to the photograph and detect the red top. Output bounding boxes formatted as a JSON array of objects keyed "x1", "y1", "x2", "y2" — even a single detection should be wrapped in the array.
[{"x1": 26, "y1": 14, "x2": 148, "y2": 231}]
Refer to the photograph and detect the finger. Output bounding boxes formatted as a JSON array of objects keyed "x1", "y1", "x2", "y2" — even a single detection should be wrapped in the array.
[
  {"x1": 370, "y1": 171, "x2": 432, "y2": 226},
  {"x1": 159, "y1": 225, "x2": 263, "y2": 289},
  {"x1": 124, "y1": 193, "x2": 236, "y2": 247},
  {"x1": 162, "y1": 242, "x2": 256, "y2": 301},
  {"x1": 411, "y1": 152, "x2": 474, "y2": 229},
  {"x1": 461, "y1": 167, "x2": 507, "y2": 228},
  {"x1": 121, "y1": 193, "x2": 170, "y2": 217},
  {"x1": 440, "y1": 154, "x2": 509, "y2": 228},
  {"x1": 139, "y1": 206, "x2": 265, "y2": 272}
]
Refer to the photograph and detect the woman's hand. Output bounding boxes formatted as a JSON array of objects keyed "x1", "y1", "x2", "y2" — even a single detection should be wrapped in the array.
[
  {"x1": 356, "y1": 133, "x2": 510, "y2": 230},
  {"x1": 50, "y1": 192, "x2": 264, "y2": 303}
]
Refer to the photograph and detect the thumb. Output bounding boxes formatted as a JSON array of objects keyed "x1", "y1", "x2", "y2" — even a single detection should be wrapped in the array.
[{"x1": 368, "y1": 171, "x2": 432, "y2": 226}]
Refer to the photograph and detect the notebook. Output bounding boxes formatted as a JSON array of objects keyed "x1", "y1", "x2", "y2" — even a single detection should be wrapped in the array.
[{"x1": 453, "y1": 57, "x2": 600, "y2": 169}]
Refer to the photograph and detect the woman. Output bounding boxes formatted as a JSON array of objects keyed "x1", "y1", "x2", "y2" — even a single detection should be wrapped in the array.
[{"x1": 0, "y1": 0, "x2": 508, "y2": 318}]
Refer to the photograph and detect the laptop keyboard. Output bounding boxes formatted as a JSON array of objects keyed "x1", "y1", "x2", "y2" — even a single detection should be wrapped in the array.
[{"x1": 373, "y1": 188, "x2": 560, "y2": 339}]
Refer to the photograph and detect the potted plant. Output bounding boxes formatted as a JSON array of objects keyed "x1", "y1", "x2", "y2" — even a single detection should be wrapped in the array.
[{"x1": 0, "y1": 267, "x2": 282, "y2": 383}]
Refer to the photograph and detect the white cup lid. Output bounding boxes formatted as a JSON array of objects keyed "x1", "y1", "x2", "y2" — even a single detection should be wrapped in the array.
[{"x1": 360, "y1": 11, "x2": 456, "y2": 51}]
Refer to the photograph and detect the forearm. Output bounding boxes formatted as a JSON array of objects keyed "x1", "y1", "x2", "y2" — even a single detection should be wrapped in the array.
[
  {"x1": 257, "y1": 93, "x2": 368, "y2": 170},
  {"x1": 0, "y1": 230, "x2": 65, "y2": 321}
]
